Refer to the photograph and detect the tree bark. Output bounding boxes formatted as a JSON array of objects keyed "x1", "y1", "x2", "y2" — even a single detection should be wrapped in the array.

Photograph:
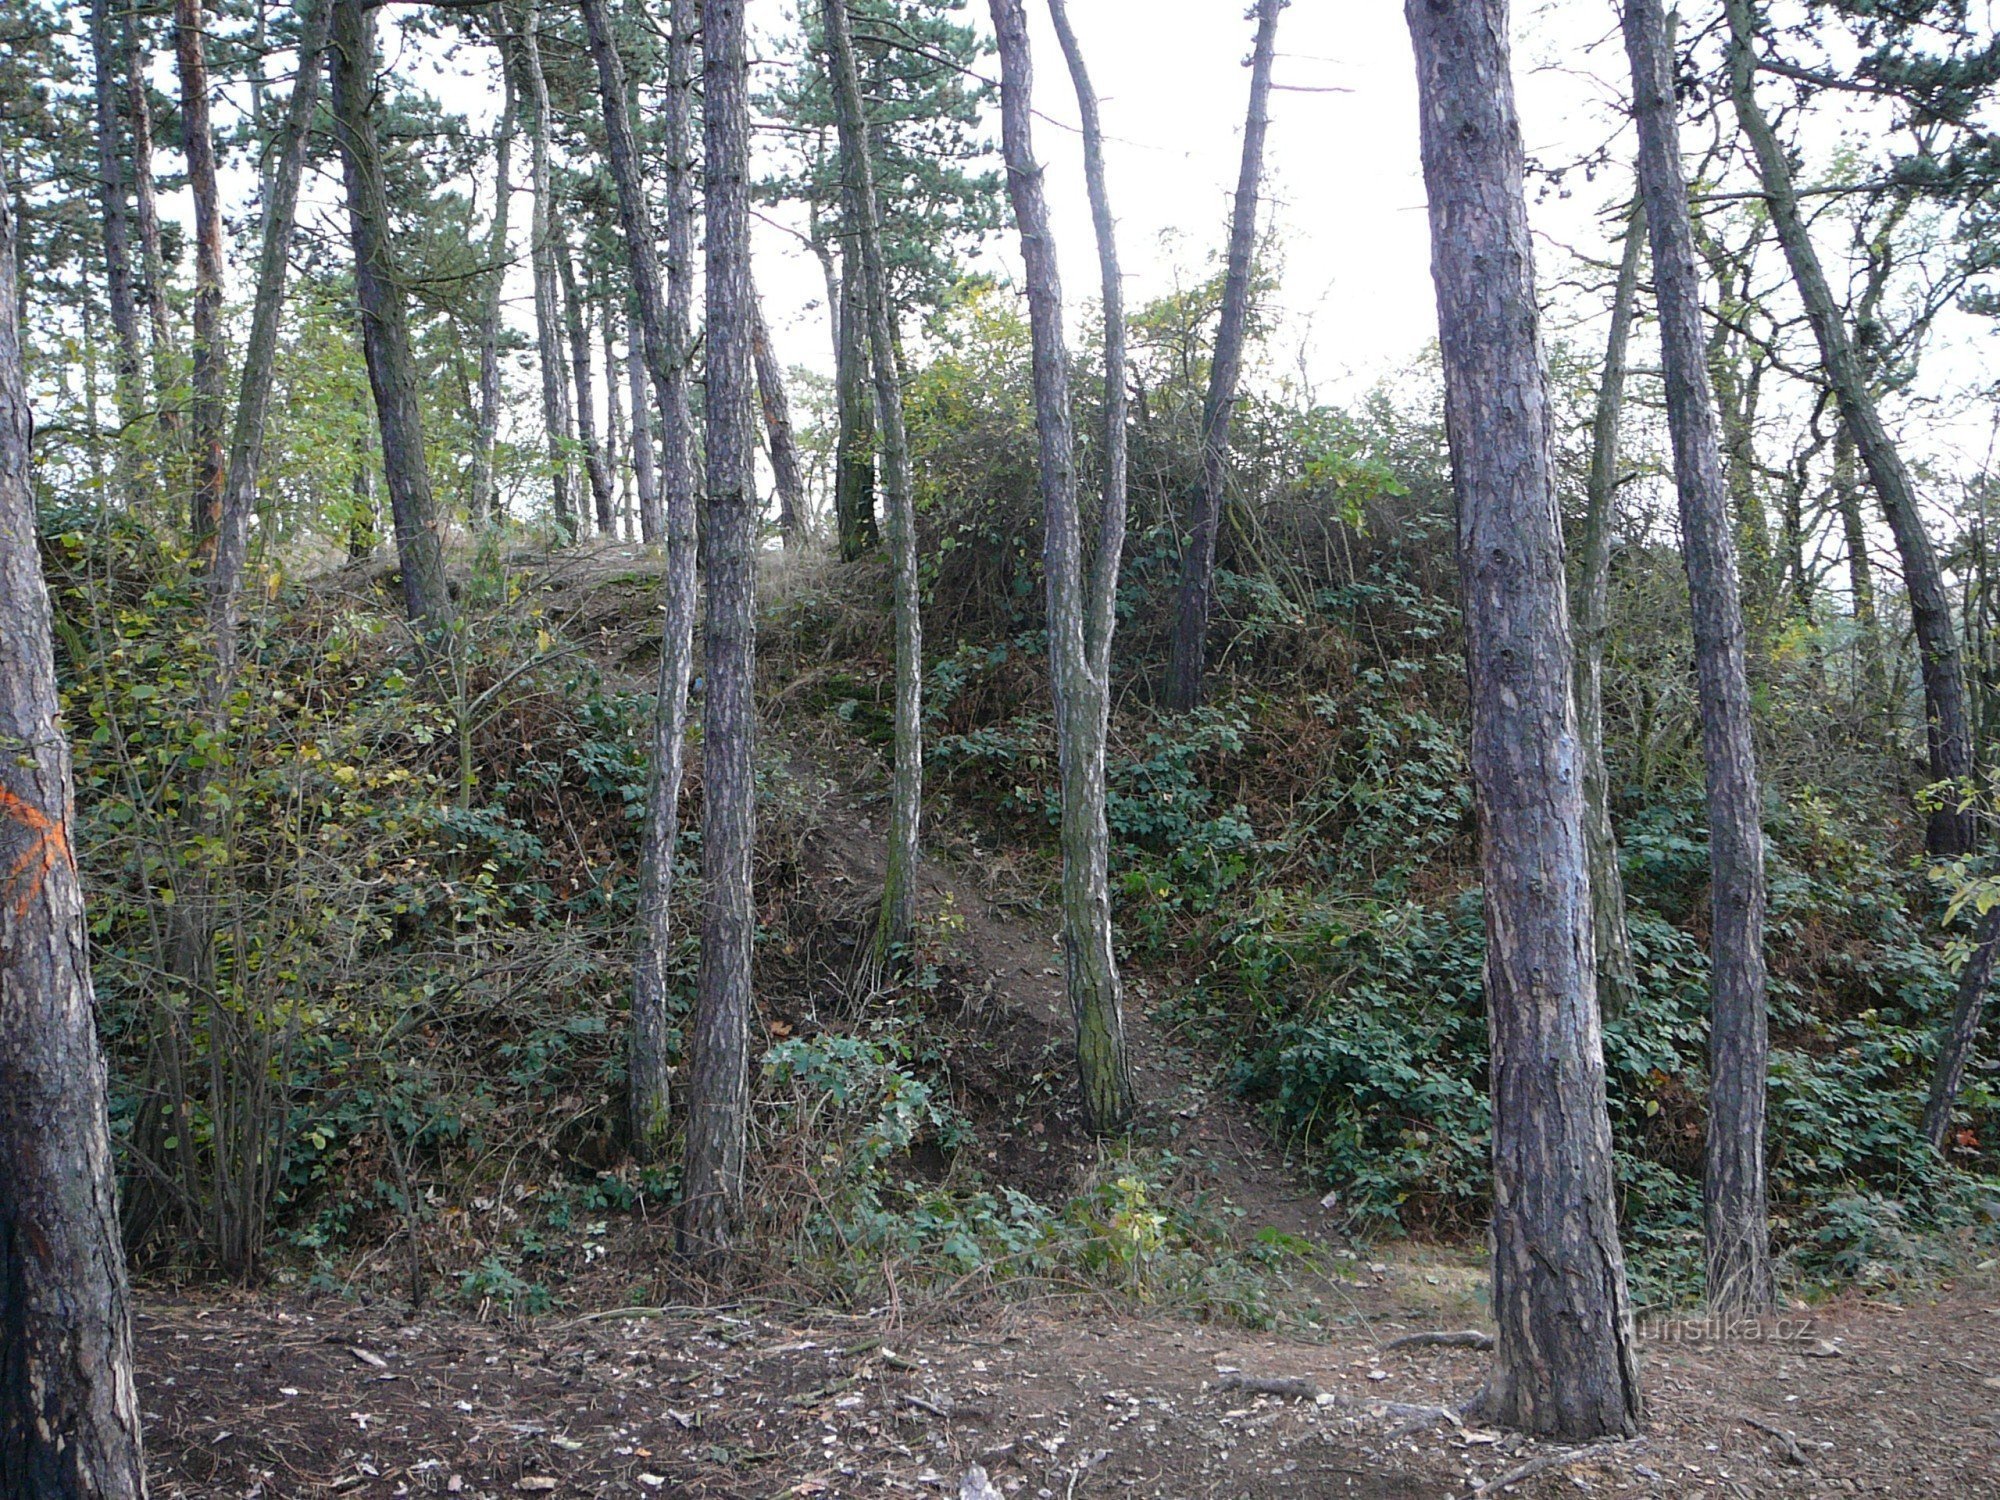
[
  {"x1": 176, "y1": 0, "x2": 228, "y2": 562},
  {"x1": 472, "y1": 11, "x2": 515, "y2": 524},
  {"x1": 88, "y1": 0, "x2": 143, "y2": 455},
  {"x1": 1923, "y1": 901, "x2": 2000, "y2": 1151},
  {"x1": 519, "y1": 0, "x2": 576, "y2": 540},
  {"x1": 213, "y1": 0, "x2": 331, "y2": 674},
  {"x1": 626, "y1": 289, "x2": 660, "y2": 545},
  {"x1": 1405, "y1": 0, "x2": 1641, "y2": 1439},
  {"x1": 823, "y1": 0, "x2": 923, "y2": 972},
  {"x1": 1047, "y1": 0, "x2": 1134, "y2": 1135},
  {"x1": 833, "y1": 243, "x2": 878, "y2": 560},
  {"x1": 1833, "y1": 429, "x2": 1888, "y2": 714},
  {"x1": 123, "y1": 4, "x2": 177, "y2": 456},
  {"x1": 0, "y1": 167, "x2": 150, "y2": 1500},
  {"x1": 679, "y1": 0, "x2": 756, "y2": 1264},
  {"x1": 559, "y1": 235, "x2": 616, "y2": 536},
  {"x1": 578, "y1": 0, "x2": 700, "y2": 1160},
  {"x1": 1626, "y1": 0, "x2": 1773, "y2": 1317},
  {"x1": 1163, "y1": 0, "x2": 1283, "y2": 712},
  {"x1": 601, "y1": 291, "x2": 632, "y2": 539},
  {"x1": 330, "y1": 0, "x2": 454, "y2": 629},
  {"x1": 1723, "y1": 0, "x2": 1974, "y2": 858},
  {"x1": 990, "y1": 0, "x2": 1134, "y2": 1135},
  {"x1": 751, "y1": 289, "x2": 807, "y2": 550},
  {"x1": 1575, "y1": 201, "x2": 1643, "y2": 1025}
]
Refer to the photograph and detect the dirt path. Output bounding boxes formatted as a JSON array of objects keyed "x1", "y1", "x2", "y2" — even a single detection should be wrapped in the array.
[{"x1": 137, "y1": 1275, "x2": 2000, "y2": 1497}]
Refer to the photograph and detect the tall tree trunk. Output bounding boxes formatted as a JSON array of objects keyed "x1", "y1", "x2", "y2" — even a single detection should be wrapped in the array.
[
  {"x1": 348, "y1": 415, "x2": 376, "y2": 561},
  {"x1": 1723, "y1": 0, "x2": 1975, "y2": 858},
  {"x1": 0, "y1": 167, "x2": 150, "y2": 1500},
  {"x1": 1626, "y1": 0, "x2": 1773, "y2": 1317},
  {"x1": 559, "y1": 235, "x2": 616, "y2": 536},
  {"x1": 1163, "y1": 0, "x2": 1282, "y2": 711},
  {"x1": 1923, "y1": 902, "x2": 2000, "y2": 1151},
  {"x1": 578, "y1": 0, "x2": 700, "y2": 1161},
  {"x1": 1047, "y1": 0, "x2": 1134, "y2": 1132},
  {"x1": 212, "y1": 0, "x2": 331, "y2": 675},
  {"x1": 330, "y1": 0, "x2": 454, "y2": 629},
  {"x1": 601, "y1": 291, "x2": 632, "y2": 539},
  {"x1": 88, "y1": 0, "x2": 143, "y2": 455},
  {"x1": 751, "y1": 288, "x2": 806, "y2": 550},
  {"x1": 833, "y1": 243, "x2": 878, "y2": 560},
  {"x1": 823, "y1": 0, "x2": 922, "y2": 972},
  {"x1": 1834, "y1": 429, "x2": 1888, "y2": 715},
  {"x1": 176, "y1": 0, "x2": 227, "y2": 562},
  {"x1": 1406, "y1": 0, "x2": 1641, "y2": 1439},
  {"x1": 1576, "y1": 202, "x2": 1643, "y2": 1025},
  {"x1": 626, "y1": 293, "x2": 660, "y2": 544},
  {"x1": 124, "y1": 3, "x2": 179, "y2": 467},
  {"x1": 519, "y1": 1, "x2": 576, "y2": 540},
  {"x1": 679, "y1": 0, "x2": 755, "y2": 1265},
  {"x1": 472, "y1": 12, "x2": 515, "y2": 524},
  {"x1": 990, "y1": 0, "x2": 1134, "y2": 1135}
]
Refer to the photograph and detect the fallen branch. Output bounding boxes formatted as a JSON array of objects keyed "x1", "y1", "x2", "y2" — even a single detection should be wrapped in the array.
[
  {"x1": 1471, "y1": 1438, "x2": 1644, "y2": 1495},
  {"x1": 1737, "y1": 1413, "x2": 1808, "y2": 1467},
  {"x1": 1384, "y1": 1329, "x2": 1494, "y2": 1352},
  {"x1": 1215, "y1": 1373, "x2": 1320, "y2": 1400}
]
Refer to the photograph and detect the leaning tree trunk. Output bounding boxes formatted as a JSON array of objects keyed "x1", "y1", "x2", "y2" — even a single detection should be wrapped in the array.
[
  {"x1": 213, "y1": 0, "x2": 331, "y2": 674},
  {"x1": 1575, "y1": 201, "x2": 1644, "y2": 1025},
  {"x1": 679, "y1": 0, "x2": 756, "y2": 1266},
  {"x1": 1923, "y1": 902, "x2": 2000, "y2": 1151},
  {"x1": 0, "y1": 167, "x2": 150, "y2": 1500},
  {"x1": 330, "y1": 0, "x2": 453, "y2": 629},
  {"x1": 1723, "y1": 0, "x2": 1974, "y2": 858},
  {"x1": 1406, "y1": 0, "x2": 1641, "y2": 1439},
  {"x1": 751, "y1": 288, "x2": 807, "y2": 550},
  {"x1": 519, "y1": 0, "x2": 576, "y2": 541},
  {"x1": 1047, "y1": 0, "x2": 1134, "y2": 1133},
  {"x1": 823, "y1": 0, "x2": 923, "y2": 973},
  {"x1": 88, "y1": 0, "x2": 143, "y2": 469},
  {"x1": 990, "y1": 0, "x2": 1134, "y2": 1134},
  {"x1": 578, "y1": 0, "x2": 701, "y2": 1162},
  {"x1": 176, "y1": 0, "x2": 228, "y2": 562},
  {"x1": 1163, "y1": 0, "x2": 1283, "y2": 711},
  {"x1": 1626, "y1": 0, "x2": 1773, "y2": 1317},
  {"x1": 559, "y1": 236, "x2": 617, "y2": 536},
  {"x1": 472, "y1": 14, "x2": 515, "y2": 524}
]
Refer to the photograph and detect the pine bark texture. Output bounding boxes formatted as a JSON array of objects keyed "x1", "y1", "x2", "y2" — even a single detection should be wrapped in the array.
[
  {"x1": 176, "y1": 0, "x2": 228, "y2": 561},
  {"x1": 559, "y1": 239, "x2": 616, "y2": 536},
  {"x1": 751, "y1": 293, "x2": 807, "y2": 550},
  {"x1": 1626, "y1": 0, "x2": 1773, "y2": 1315},
  {"x1": 1405, "y1": 0, "x2": 1641, "y2": 1438},
  {"x1": 1164, "y1": 0, "x2": 1283, "y2": 712},
  {"x1": 1722, "y1": 0, "x2": 1974, "y2": 858},
  {"x1": 473, "y1": 21, "x2": 515, "y2": 524},
  {"x1": 578, "y1": 0, "x2": 700, "y2": 1159},
  {"x1": 1576, "y1": 204, "x2": 1643, "y2": 1025},
  {"x1": 823, "y1": 0, "x2": 923, "y2": 972},
  {"x1": 330, "y1": 0, "x2": 453, "y2": 629},
  {"x1": 213, "y1": 0, "x2": 331, "y2": 668},
  {"x1": 679, "y1": 0, "x2": 757, "y2": 1264},
  {"x1": 990, "y1": 0, "x2": 1134, "y2": 1135},
  {"x1": 0, "y1": 172, "x2": 150, "y2": 1500}
]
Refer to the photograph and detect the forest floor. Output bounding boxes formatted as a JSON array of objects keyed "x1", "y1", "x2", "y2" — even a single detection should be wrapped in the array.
[{"x1": 135, "y1": 544, "x2": 2000, "y2": 1497}]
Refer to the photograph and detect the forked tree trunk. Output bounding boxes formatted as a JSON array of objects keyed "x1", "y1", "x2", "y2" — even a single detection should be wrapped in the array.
[
  {"x1": 213, "y1": 0, "x2": 331, "y2": 673},
  {"x1": 990, "y1": 0, "x2": 1134, "y2": 1134},
  {"x1": 0, "y1": 169, "x2": 150, "y2": 1500},
  {"x1": 88, "y1": 0, "x2": 143, "y2": 457},
  {"x1": 1048, "y1": 0, "x2": 1134, "y2": 1131},
  {"x1": 330, "y1": 0, "x2": 453, "y2": 629},
  {"x1": 577, "y1": 0, "x2": 700, "y2": 1161},
  {"x1": 1575, "y1": 201, "x2": 1643, "y2": 1024},
  {"x1": 1163, "y1": 0, "x2": 1283, "y2": 711},
  {"x1": 1405, "y1": 0, "x2": 1640, "y2": 1438},
  {"x1": 751, "y1": 289, "x2": 807, "y2": 549},
  {"x1": 559, "y1": 236, "x2": 616, "y2": 535},
  {"x1": 176, "y1": 0, "x2": 228, "y2": 561},
  {"x1": 1723, "y1": 0, "x2": 1974, "y2": 858},
  {"x1": 823, "y1": 0, "x2": 922, "y2": 972},
  {"x1": 1626, "y1": 0, "x2": 1773, "y2": 1316},
  {"x1": 520, "y1": 1, "x2": 576, "y2": 540},
  {"x1": 679, "y1": 0, "x2": 756, "y2": 1265},
  {"x1": 472, "y1": 15, "x2": 515, "y2": 524}
]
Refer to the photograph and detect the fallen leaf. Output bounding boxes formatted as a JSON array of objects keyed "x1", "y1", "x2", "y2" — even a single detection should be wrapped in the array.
[{"x1": 348, "y1": 1347, "x2": 389, "y2": 1370}]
